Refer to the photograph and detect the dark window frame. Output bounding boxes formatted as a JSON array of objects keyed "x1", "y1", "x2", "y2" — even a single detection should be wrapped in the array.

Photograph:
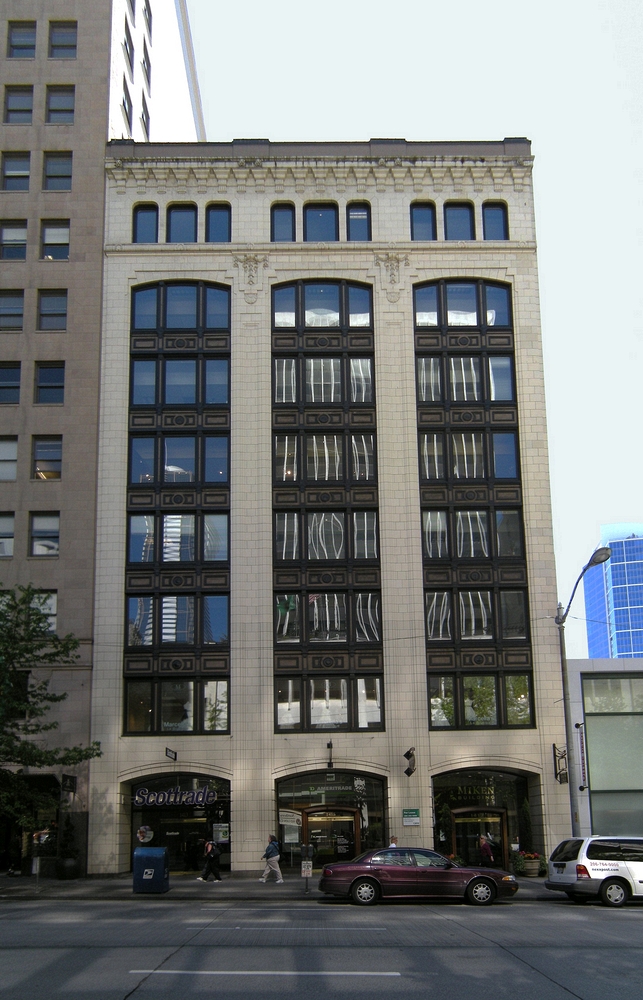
[
  {"x1": 131, "y1": 280, "x2": 231, "y2": 332},
  {"x1": 0, "y1": 219, "x2": 27, "y2": 259},
  {"x1": 45, "y1": 85, "x2": 75, "y2": 124},
  {"x1": 124, "y1": 676, "x2": 230, "y2": 735},
  {"x1": 34, "y1": 361, "x2": 65, "y2": 404},
  {"x1": 413, "y1": 279, "x2": 513, "y2": 330},
  {"x1": 303, "y1": 202, "x2": 339, "y2": 242},
  {"x1": 4, "y1": 86, "x2": 33, "y2": 124},
  {"x1": 0, "y1": 363, "x2": 21, "y2": 404},
  {"x1": 346, "y1": 202, "x2": 372, "y2": 242},
  {"x1": 428, "y1": 671, "x2": 534, "y2": 730},
  {"x1": 123, "y1": 18, "x2": 134, "y2": 70},
  {"x1": 38, "y1": 289, "x2": 68, "y2": 330},
  {"x1": 124, "y1": 592, "x2": 230, "y2": 650},
  {"x1": 122, "y1": 77, "x2": 133, "y2": 131},
  {"x1": 0, "y1": 290, "x2": 24, "y2": 330},
  {"x1": 48, "y1": 21, "x2": 77, "y2": 58},
  {"x1": 7, "y1": 21, "x2": 36, "y2": 58},
  {"x1": 410, "y1": 202, "x2": 437, "y2": 241},
  {"x1": 205, "y1": 203, "x2": 231, "y2": 243},
  {"x1": 132, "y1": 204, "x2": 158, "y2": 243},
  {"x1": 29, "y1": 510, "x2": 60, "y2": 557},
  {"x1": 2, "y1": 152, "x2": 30, "y2": 190},
  {"x1": 40, "y1": 219, "x2": 70, "y2": 260},
  {"x1": 271, "y1": 203, "x2": 295, "y2": 243},
  {"x1": 482, "y1": 202, "x2": 509, "y2": 240},
  {"x1": 43, "y1": 151, "x2": 72, "y2": 191},
  {"x1": 274, "y1": 673, "x2": 384, "y2": 733},
  {"x1": 167, "y1": 203, "x2": 197, "y2": 243},
  {"x1": 32, "y1": 435, "x2": 63, "y2": 480},
  {"x1": 444, "y1": 202, "x2": 475, "y2": 241}
]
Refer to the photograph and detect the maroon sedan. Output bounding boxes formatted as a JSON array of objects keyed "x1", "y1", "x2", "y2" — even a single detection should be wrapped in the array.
[{"x1": 319, "y1": 847, "x2": 519, "y2": 905}]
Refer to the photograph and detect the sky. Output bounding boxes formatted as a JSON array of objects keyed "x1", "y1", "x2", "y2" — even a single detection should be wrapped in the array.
[{"x1": 182, "y1": 0, "x2": 642, "y2": 657}]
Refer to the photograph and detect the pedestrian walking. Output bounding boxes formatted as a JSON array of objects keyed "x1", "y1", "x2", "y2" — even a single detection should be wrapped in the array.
[
  {"x1": 259, "y1": 834, "x2": 284, "y2": 883},
  {"x1": 479, "y1": 835, "x2": 494, "y2": 867},
  {"x1": 197, "y1": 840, "x2": 223, "y2": 882}
]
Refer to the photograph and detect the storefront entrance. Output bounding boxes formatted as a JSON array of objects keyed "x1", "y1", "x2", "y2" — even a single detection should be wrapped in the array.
[
  {"x1": 452, "y1": 808, "x2": 507, "y2": 869},
  {"x1": 302, "y1": 808, "x2": 361, "y2": 863}
]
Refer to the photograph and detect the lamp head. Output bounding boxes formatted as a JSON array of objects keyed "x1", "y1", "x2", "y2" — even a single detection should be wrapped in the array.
[{"x1": 587, "y1": 546, "x2": 611, "y2": 567}]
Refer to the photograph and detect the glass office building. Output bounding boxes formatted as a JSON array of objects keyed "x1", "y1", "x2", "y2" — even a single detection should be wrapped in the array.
[{"x1": 585, "y1": 524, "x2": 643, "y2": 658}]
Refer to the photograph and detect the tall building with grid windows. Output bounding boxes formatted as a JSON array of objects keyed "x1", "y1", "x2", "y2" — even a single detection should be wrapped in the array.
[
  {"x1": 584, "y1": 524, "x2": 643, "y2": 658},
  {"x1": 88, "y1": 137, "x2": 572, "y2": 876},
  {"x1": 0, "y1": 1, "x2": 202, "y2": 873}
]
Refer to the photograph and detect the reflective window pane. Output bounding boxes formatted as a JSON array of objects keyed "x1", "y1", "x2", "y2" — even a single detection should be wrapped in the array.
[
  {"x1": 495, "y1": 510, "x2": 523, "y2": 557},
  {"x1": 420, "y1": 433, "x2": 444, "y2": 480},
  {"x1": 485, "y1": 284, "x2": 511, "y2": 326},
  {"x1": 304, "y1": 283, "x2": 340, "y2": 327},
  {"x1": 456, "y1": 511, "x2": 489, "y2": 558},
  {"x1": 308, "y1": 593, "x2": 347, "y2": 642},
  {"x1": 271, "y1": 205, "x2": 295, "y2": 242},
  {"x1": 583, "y1": 676, "x2": 643, "y2": 714},
  {"x1": 275, "y1": 434, "x2": 298, "y2": 481},
  {"x1": 273, "y1": 286, "x2": 296, "y2": 328},
  {"x1": 30, "y1": 514, "x2": 59, "y2": 556},
  {"x1": 32, "y1": 437, "x2": 62, "y2": 480},
  {"x1": 162, "y1": 514, "x2": 195, "y2": 561},
  {"x1": 164, "y1": 437, "x2": 195, "y2": 482},
  {"x1": 206, "y1": 205, "x2": 230, "y2": 242},
  {"x1": 505, "y1": 674, "x2": 532, "y2": 725},
  {"x1": 0, "y1": 514, "x2": 14, "y2": 557},
  {"x1": 308, "y1": 511, "x2": 345, "y2": 560},
  {"x1": 347, "y1": 203, "x2": 370, "y2": 241},
  {"x1": 203, "y1": 595, "x2": 228, "y2": 644},
  {"x1": 205, "y1": 287, "x2": 230, "y2": 329},
  {"x1": 129, "y1": 514, "x2": 155, "y2": 562},
  {"x1": 492, "y1": 432, "x2": 517, "y2": 478},
  {"x1": 411, "y1": 203, "x2": 436, "y2": 241},
  {"x1": 429, "y1": 676, "x2": 455, "y2": 728},
  {"x1": 160, "y1": 680, "x2": 194, "y2": 731},
  {"x1": 350, "y1": 358, "x2": 373, "y2": 402},
  {"x1": 276, "y1": 593, "x2": 300, "y2": 642},
  {"x1": 500, "y1": 591, "x2": 527, "y2": 639},
  {"x1": 355, "y1": 592, "x2": 380, "y2": 642},
  {"x1": 274, "y1": 358, "x2": 297, "y2": 403},
  {"x1": 488, "y1": 357, "x2": 514, "y2": 400},
  {"x1": 462, "y1": 675, "x2": 497, "y2": 725},
  {"x1": 351, "y1": 434, "x2": 375, "y2": 481},
  {"x1": 444, "y1": 203, "x2": 474, "y2": 240},
  {"x1": 165, "y1": 285, "x2": 197, "y2": 329},
  {"x1": 426, "y1": 592, "x2": 452, "y2": 640},
  {"x1": 131, "y1": 360, "x2": 156, "y2": 405},
  {"x1": 164, "y1": 359, "x2": 196, "y2": 404},
  {"x1": 130, "y1": 437, "x2": 155, "y2": 483},
  {"x1": 205, "y1": 359, "x2": 229, "y2": 404},
  {"x1": 127, "y1": 596, "x2": 153, "y2": 645},
  {"x1": 417, "y1": 358, "x2": 441, "y2": 402},
  {"x1": 449, "y1": 357, "x2": 480, "y2": 401},
  {"x1": 304, "y1": 204, "x2": 338, "y2": 242},
  {"x1": 459, "y1": 591, "x2": 493, "y2": 640},
  {"x1": 422, "y1": 511, "x2": 448, "y2": 559},
  {"x1": 306, "y1": 358, "x2": 341, "y2": 403},
  {"x1": 204, "y1": 437, "x2": 229, "y2": 483},
  {"x1": 276, "y1": 677, "x2": 301, "y2": 729},
  {"x1": 483, "y1": 204, "x2": 508, "y2": 240},
  {"x1": 161, "y1": 595, "x2": 194, "y2": 643},
  {"x1": 306, "y1": 434, "x2": 343, "y2": 481},
  {"x1": 203, "y1": 514, "x2": 228, "y2": 561},
  {"x1": 126, "y1": 681, "x2": 152, "y2": 732},
  {"x1": 357, "y1": 677, "x2": 382, "y2": 728},
  {"x1": 452, "y1": 433, "x2": 485, "y2": 479},
  {"x1": 353, "y1": 511, "x2": 378, "y2": 559},
  {"x1": 446, "y1": 283, "x2": 477, "y2": 326},
  {"x1": 167, "y1": 206, "x2": 196, "y2": 243},
  {"x1": 133, "y1": 287, "x2": 158, "y2": 330},
  {"x1": 133, "y1": 205, "x2": 158, "y2": 243},
  {"x1": 275, "y1": 512, "x2": 299, "y2": 560},
  {"x1": 348, "y1": 285, "x2": 371, "y2": 328},
  {"x1": 203, "y1": 680, "x2": 228, "y2": 731},
  {"x1": 415, "y1": 285, "x2": 438, "y2": 327},
  {"x1": 309, "y1": 677, "x2": 349, "y2": 728}
]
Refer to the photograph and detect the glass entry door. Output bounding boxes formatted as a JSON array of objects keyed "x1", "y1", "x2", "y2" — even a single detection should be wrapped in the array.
[
  {"x1": 302, "y1": 809, "x2": 360, "y2": 865},
  {"x1": 452, "y1": 810, "x2": 507, "y2": 869}
]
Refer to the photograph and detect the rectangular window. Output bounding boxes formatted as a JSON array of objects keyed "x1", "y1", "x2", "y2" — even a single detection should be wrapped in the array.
[
  {"x1": 495, "y1": 510, "x2": 523, "y2": 557},
  {"x1": 127, "y1": 596, "x2": 153, "y2": 645},
  {"x1": 122, "y1": 78, "x2": 133, "y2": 130},
  {"x1": 124, "y1": 19, "x2": 134, "y2": 69},
  {"x1": 462, "y1": 675, "x2": 497, "y2": 726},
  {"x1": 308, "y1": 593, "x2": 347, "y2": 642},
  {"x1": 304, "y1": 283, "x2": 340, "y2": 327},
  {"x1": 459, "y1": 590, "x2": 493, "y2": 640},
  {"x1": 351, "y1": 433, "x2": 375, "y2": 481},
  {"x1": 35, "y1": 591, "x2": 57, "y2": 632},
  {"x1": 309, "y1": 677, "x2": 349, "y2": 728},
  {"x1": 357, "y1": 676, "x2": 382, "y2": 728},
  {"x1": 132, "y1": 287, "x2": 158, "y2": 329},
  {"x1": 133, "y1": 205, "x2": 158, "y2": 243},
  {"x1": 203, "y1": 680, "x2": 228, "y2": 732},
  {"x1": 504, "y1": 674, "x2": 532, "y2": 725},
  {"x1": 126, "y1": 680, "x2": 153, "y2": 732},
  {"x1": 483, "y1": 203, "x2": 508, "y2": 240},
  {"x1": 275, "y1": 512, "x2": 299, "y2": 560},
  {"x1": 4, "y1": 86, "x2": 33, "y2": 123},
  {"x1": 46, "y1": 86, "x2": 75, "y2": 123},
  {"x1": 38, "y1": 290, "x2": 67, "y2": 330},
  {"x1": 43, "y1": 152, "x2": 72, "y2": 190},
  {"x1": 161, "y1": 595, "x2": 194, "y2": 644},
  {"x1": 41, "y1": 221, "x2": 70, "y2": 260},
  {"x1": 446, "y1": 283, "x2": 477, "y2": 326},
  {"x1": 130, "y1": 437, "x2": 155, "y2": 483},
  {"x1": 203, "y1": 595, "x2": 229, "y2": 644},
  {"x1": 355, "y1": 592, "x2": 380, "y2": 641},
  {"x1": 203, "y1": 513, "x2": 228, "y2": 561},
  {"x1": 411, "y1": 203, "x2": 436, "y2": 240},
  {"x1": 167, "y1": 205, "x2": 197, "y2": 243},
  {"x1": 305, "y1": 358, "x2": 341, "y2": 403},
  {"x1": 274, "y1": 359, "x2": 297, "y2": 403},
  {"x1": 128, "y1": 514, "x2": 155, "y2": 562},
  {"x1": 426, "y1": 592, "x2": 452, "y2": 640},
  {"x1": 131, "y1": 360, "x2": 156, "y2": 405},
  {"x1": 273, "y1": 285, "x2": 296, "y2": 328},
  {"x1": 275, "y1": 593, "x2": 300, "y2": 643},
  {"x1": 141, "y1": 94, "x2": 150, "y2": 138},
  {"x1": 452, "y1": 433, "x2": 485, "y2": 479},
  {"x1": 0, "y1": 290, "x2": 24, "y2": 330},
  {"x1": 0, "y1": 438, "x2": 18, "y2": 481},
  {"x1": 205, "y1": 359, "x2": 229, "y2": 404},
  {"x1": 414, "y1": 285, "x2": 438, "y2": 327},
  {"x1": 35, "y1": 362, "x2": 64, "y2": 403},
  {"x1": 143, "y1": 0, "x2": 153, "y2": 37},
  {"x1": 306, "y1": 434, "x2": 343, "y2": 481},
  {"x1": 0, "y1": 364, "x2": 20, "y2": 403},
  {"x1": 2, "y1": 152, "x2": 30, "y2": 190},
  {"x1": 276, "y1": 677, "x2": 302, "y2": 730},
  {"x1": 205, "y1": 286, "x2": 230, "y2": 330},
  {"x1": 0, "y1": 513, "x2": 15, "y2": 557},
  {"x1": 166, "y1": 284, "x2": 197, "y2": 328},
  {"x1": 444, "y1": 203, "x2": 475, "y2": 241},
  {"x1": 350, "y1": 358, "x2": 373, "y2": 402},
  {"x1": 455, "y1": 510, "x2": 489, "y2": 558},
  {"x1": 488, "y1": 356, "x2": 514, "y2": 400},
  {"x1": 500, "y1": 591, "x2": 527, "y2": 639},
  {"x1": 0, "y1": 221, "x2": 27, "y2": 259},
  {"x1": 271, "y1": 204, "x2": 295, "y2": 242},
  {"x1": 417, "y1": 358, "x2": 441, "y2": 402},
  {"x1": 485, "y1": 284, "x2": 511, "y2": 326},
  {"x1": 353, "y1": 511, "x2": 378, "y2": 559},
  {"x1": 160, "y1": 680, "x2": 194, "y2": 732},
  {"x1": 49, "y1": 22, "x2": 77, "y2": 58},
  {"x1": 347, "y1": 203, "x2": 371, "y2": 241},
  {"x1": 8, "y1": 22, "x2": 36, "y2": 58},
  {"x1": 348, "y1": 285, "x2": 371, "y2": 328},
  {"x1": 304, "y1": 204, "x2": 338, "y2": 242},
  {"x1": 162, "y1": 514, "x2": 195, "y2": 562},
  {"x1": 422, "y1": 511, "x2": 448, "y2": 559},
  {"x1": 32, "y1": 436, "x2": 62, "y2": 479},
  {"x1": 420, "y1": 433, "x2": 444, "y2": 480},
  {"x1": 492, "y1": 432, "x2": 518, "y2": 478},
  {"x1": 275, "y1": 435, "x2": 298, "y2": 482},
  {"x1": 308, "y1": 511, "x2": 345, "y2": 560},
  {"x1": 30, "y1": 512, "x2": 60, "y2": 556},
  {"x1": 449, "y1": 357, "x2": 481, "y2": 401},
  {"x1": 164, "y1": 359, "x2": 196, "y2": 405},
  {"x1": 163, "y1": 437, "x2": 195, "y2": 482},
  {"x1": 429, "y1": 676, "x2": 455, "y2": 728},
  {"x1": 204, "y1": 436, "x2": 229, "y2": 483},
  {"x1": 142, "y1": 41, "x2": 152, "y2": 86},
  {"x1": 206, "y1": 204, "x2": 231, "y2": 242}
]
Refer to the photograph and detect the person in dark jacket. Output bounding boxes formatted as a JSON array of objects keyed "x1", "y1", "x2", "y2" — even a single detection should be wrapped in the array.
[
  {"x1": 259, "y1": 834, "x2": 284, "y2": 883},
  {"x1": 479, "y1": 835, "x2": 494, "y2": 867},
  {"x1": 197, "y1": 840, "x2": 223, "y2": 882}
]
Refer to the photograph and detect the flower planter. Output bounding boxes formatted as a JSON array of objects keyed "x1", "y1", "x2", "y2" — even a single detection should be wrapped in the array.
[{"x1": 522, "y1": 859, "x2": 540, "y2": 877}]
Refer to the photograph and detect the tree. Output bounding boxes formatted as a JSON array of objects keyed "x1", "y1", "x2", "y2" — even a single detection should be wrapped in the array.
[{"x1": 0, "y1": 585, "x2": 101, "y2": 826}]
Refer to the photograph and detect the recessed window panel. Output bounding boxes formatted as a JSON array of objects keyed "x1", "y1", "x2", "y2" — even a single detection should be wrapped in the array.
[
  {"x1": 462, "y1": 675, "x2": 497, "y2": 725},
  {"x1": 0, "y1": 438, "x2": 18, "y2": 481},
  {"x1": 204, "y1": 286, "x2": 230, "y2": 330},
  {"x1": 353, "y1": 511, "x2": 378, "y2": 559},
  {"x1": 426, "y1": 592, "x2": 452, "y2": 640},
  {"x1": 203, "y1": 679, "x2": 228, "y2": 731},
  {"x1": 160, "y1": 680, "x2": 194, "y2": 732},
  {"x1": 274, "y1": 358, "x2": 297, "y2": 403},
  {"x1": 492, "y1": 432, "x2": 517, "y2": 478},
  {"x1": 131, "y1": 360, "x2": 156, "y2": 405},
  {"x1": 429, "y1": 676, "x2": 455, "y2": 728},
  {"x1": 204, "y1": 437, "x2": 228, "y2": 483},
  {"x1": 126, "y1": 680, "x2": 153, "y2": 732},
  {"x1": 162, "y1": 514, "x2": 195, "y2": 562},
  {"x1": 417, "y1": 358, "x2": 441, "y2": 402},
  {"x1": 446, "y1": 283, "x2": 477, "y2": 326},
  {"x1": 452, "y1": 433, "x2": 485, "y2": 479},
  {"x1": 309, "y1": 677, "x2": 348, "y2": 729},
  {"x1": 420, "y1": 433, "x2": 444, "y2": 480},
  {"x1": 411, "y1": 203, "x2": 436, "y2": 241},
  {"x1": 49, "y1": 21, "x2": 77, "y2": 58},
  {"x1": 203, "y1": 513, "x2": 228, "y2": 561},
  {"x1": 304, "y1": 283, "x2": 340, "y2": 328},
  {"x1": 306, "y1": 358, "x2": 341, "y2": 403},
  {"x1": 459, "y1": 590, "x2": 493, "y2": 640},
  {"x1": 43, "y1": 153, "x2": 72, "y2": 191},
  {"x1": 422, "y1": 511, "x2": 448, "y2": 559},
  {"x1": 41, "y1": 222, "x2": 69, "y2": 260},
  {"x1": 500, "y1": 591, "x2": 527, "y2": 639},
  {"x1": 276, "y1": 593, "x2": 300, "y2": 642},
  {"x1": 275, "y1": 512, "x2": 299, "y2": 560},
  {"x1": 304, "y1": 204, "x2": 338, "y2": 242},
  {"x1": 488, "y1": 357, "x2": 514, "y2": 400},
  {"x1": 309, "y1": 593, "x2": 347, "y2": 642},
  {"x1": 276, "y1": 677, "x2": 301, "y2": 729},
  {"x1": 45, "y1": 86, "x2": 74, "y2": 123},
  {"x1": 164, "y1": 359, "x2": 196, "y2": 404},
  {"x1": 0, "y1": 222, "x2": 27, "y2": 260},
  {"x1": 306, "y1": 434, "x2": 343, "y2": 481},
  {"x1": 165, "y1": 285, "x2": 197, "y2": 329},
  {"x1": 444, "y1": 203, "x2": 474, "y2": 240},
  {"x1": 8, "y1": 22, "x2": 36, "y2": 58},
  {"x1": 347, "y1": 203, "x2": 371, "y2": 242},
  {"x1": 414, "y1": 285, "x2": 438, "y2": 327},
  {"x1": 203, "y1": 595, "x2": 228, "y2": 644},
  {"x1": 129, "y1": 514, "x2": 155, "y2": 562},
  {"x1": 351, "y1": 433, "x2": 375, "y2": 481},
  {"x1": 133, "y1": 287, "x2": 158, "y2": 329},
  {"x1": 357, "y1": 677, "x2": 382, "y2": 729},
  {"x1": 163, "y1": 437, "x2": 195, "y2": 482},
  {"x1": 455, "y1": 511, "x2": 489, "y2": 558},
  {"x1": 0, "y1": 290, "x2": 23, "y2": 329},
  {"x1": 4, "y1": 86, "x2": 33, "y2": 123},
  {"x1": 275, "y1": 434, "x2": 298, "y2": 482},
  {"x1": 350, "y1": 358, "x2": 373, "y2": 403},
  {"x1": 273, "y1": 286, "x2": 296, "y2": 328},
  {"x1": 32, "y1": 437, "x2": 62, "y2": 479},
  {"x1": 348, "y1": 285, "x2": 371, "y2": 328},
  {"x1": 35, "y1": 363, "x2": 65, "y2": 403},
  {"x1": 2, "y1": 153, "x2": 30, "y2": 191},
  {"x1": 308, "y1": 511, "x2": 344, "y2": 560},
  {"x1": 485, "y1": 284, "x2": 511, "y2": 326},
  {"x1": 205, "y1": 359, "x2": 229, "y2": 404},
  {"x1": 161, "y1": 595, "x2": 194, "y2": 644},
  {"x1": 449, "y1": 357, "x2": 480, "y2": 401},
  {"x1": 271, "y1": 204, "x2": 295, "y2": 242},
  {"x1": 127, "y1": 596, "x2": 153, "y2": 645},
  {"x1": 495, "y1": 510, "x2": 523, "y2": 557},
  {"x1": 130, "y1": 437, "x2": 155, "y2": 483},
  {"x1": 483, "y1": 203, "x2": 508, "y2": 241},
  {"x1": 0, "y1": 364, "x2": 20, "y2": 403},
  {"x1": 133, "y1": 205, "x2": 158, "y2": 242},
  {"x1": 206, "y1": 204, "x2": 230, "y2": 242},
  {"x1": 38, "y1": 290, "x2": 67, "y2": 330},
  {"x1": 504, "y1": 674, "x2": 532, "y2": 725},
  {"x1": 167, "y1": 205, "x2": 196, "y2": 243},
  {"x1": 30, "y1": 513, "x2": 59, "y2": 556},
  {"x1": 355, "y1": 592, "x2": 380, "y2": 642}
]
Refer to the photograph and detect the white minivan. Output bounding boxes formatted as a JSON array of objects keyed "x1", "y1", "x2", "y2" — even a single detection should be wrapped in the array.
[{"x1": 545, "y1": 836, "x2": 643, "y2": 907}]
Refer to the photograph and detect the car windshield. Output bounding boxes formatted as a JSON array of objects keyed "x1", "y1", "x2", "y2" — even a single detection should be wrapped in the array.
[{"x1": 550, "y1": 839, "x2": 583, "y2": 862}]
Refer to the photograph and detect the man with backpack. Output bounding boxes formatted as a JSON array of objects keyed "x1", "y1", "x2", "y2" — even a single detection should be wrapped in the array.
[
  {"x1": 197, "y1": 839, "x2": 223, "y2": 882},
  {"x1": 259, "y1": 834, "x2": 284, "y2": 883}
]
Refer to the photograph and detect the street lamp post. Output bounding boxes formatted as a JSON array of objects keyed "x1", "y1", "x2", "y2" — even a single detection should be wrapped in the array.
[{"x1": 555, "y1": 546, "x2": 611, "y2": 835}]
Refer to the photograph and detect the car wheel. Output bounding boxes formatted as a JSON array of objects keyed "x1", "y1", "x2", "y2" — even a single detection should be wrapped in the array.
[
  {"x1": 351, "y1": 878, "x2": 379, "y2": 905},
  {"x1": 599, "y1": 879, "x2": 629, "y2": 908},
  {"x1": 466, "y1": 877, "x2": 495, "y2": 906}
]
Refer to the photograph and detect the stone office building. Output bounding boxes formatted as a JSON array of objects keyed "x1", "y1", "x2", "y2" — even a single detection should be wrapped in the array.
[{"x1": 88, "y1": 136, "x2": 572, "y2": 874}]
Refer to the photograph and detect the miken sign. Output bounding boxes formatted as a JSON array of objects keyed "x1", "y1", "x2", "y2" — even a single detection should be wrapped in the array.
[{"x1": 134, "y1": 785, "x2": 217, "y2": 807}]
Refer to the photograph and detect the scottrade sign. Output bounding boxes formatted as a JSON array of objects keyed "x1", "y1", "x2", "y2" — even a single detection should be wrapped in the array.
[{"x1": 133, "y1": 786, "x2": 217, "y2": 807}]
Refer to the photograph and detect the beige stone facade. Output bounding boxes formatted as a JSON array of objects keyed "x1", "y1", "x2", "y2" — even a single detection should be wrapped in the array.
[{"x1": 89, "y1": 139, "x2": 571, "y2": 875}]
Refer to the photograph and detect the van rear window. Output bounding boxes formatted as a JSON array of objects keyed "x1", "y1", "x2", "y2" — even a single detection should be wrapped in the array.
[{"x1": 550, "y1": 839, "x2": 583, "y2": 862}]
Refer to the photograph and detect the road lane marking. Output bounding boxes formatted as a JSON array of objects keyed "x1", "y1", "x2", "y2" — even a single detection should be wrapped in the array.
[
  {"x1": 184, "y1": 924, "x2": 387, "y2": 930},
  {"x1": 130, "y1": 970, "x2": 400, "y2": 977}
]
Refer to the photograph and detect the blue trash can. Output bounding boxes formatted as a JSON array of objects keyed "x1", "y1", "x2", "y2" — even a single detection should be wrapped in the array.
[{"x1": 133, "y1": 846, "x2": 170, "y2": 894}]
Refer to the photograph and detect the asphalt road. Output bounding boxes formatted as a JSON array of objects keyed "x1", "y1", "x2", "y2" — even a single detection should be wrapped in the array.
[{"x1": 0, "y1": 893, "x2": 641, "y2": 1000}]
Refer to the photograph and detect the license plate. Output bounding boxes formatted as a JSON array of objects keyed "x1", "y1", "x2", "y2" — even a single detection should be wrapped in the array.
[{"x1": 554, "y1": 864, "x2": 565, "y2": 873}]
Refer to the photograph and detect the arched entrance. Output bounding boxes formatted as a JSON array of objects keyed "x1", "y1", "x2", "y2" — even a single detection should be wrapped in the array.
[{"x1": 276, "y1": 770, "x2": 386, "y2": 870}]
